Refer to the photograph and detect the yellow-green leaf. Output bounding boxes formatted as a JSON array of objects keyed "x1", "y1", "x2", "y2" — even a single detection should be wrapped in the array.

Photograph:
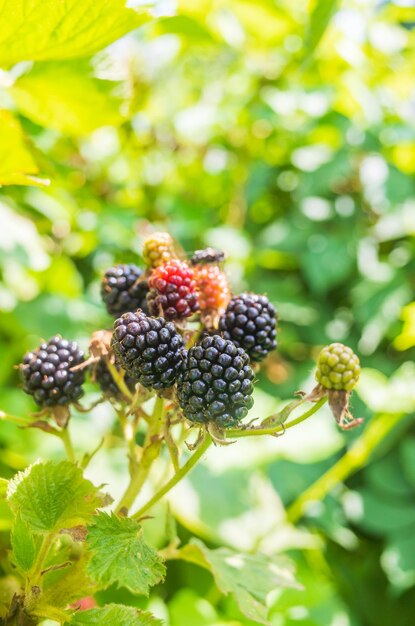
[
  {"x1": 0, "y1": 110, "x2": 49, "y2": 187},
  {"x1": 11, "y1": 61, "x2": 125, "y2": 136},
  {"x1": 0, "y1": 0, "x2": 150, "y2": 68}
]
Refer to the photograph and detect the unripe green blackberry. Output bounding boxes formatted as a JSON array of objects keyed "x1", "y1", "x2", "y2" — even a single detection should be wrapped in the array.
[
  {"x1": 177, "y1": 335, "x2": 254, "y2": 428},
  {"x1": 142, "y1": 232, "x2": 177, "y2": 268},
  {"x1": 93, "y1": 358, "x2": 137, "y2": 401},
  {"x1": 316, "y1": 343, "x2": 360, "y2": 392},
  {"x1": 101, "y1": 264, "x2": 149, "y2": 317},
  {"x1": 20, "y1": 336, "x2": 85, "y2": 408},
  {"x1": 219, "y1": 294, "x2": 277, "y2": 362},
  {"x1": 111, "y1": 311, "x2": 186, "y2": 390}
]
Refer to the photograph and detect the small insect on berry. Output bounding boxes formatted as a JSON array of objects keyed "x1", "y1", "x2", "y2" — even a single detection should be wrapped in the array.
[
  {"x1": 111, "y1": 311, "x2": 186, "y2": 390},
  {"x1": 147, "y1": 259, "x2": 199, "y2": 320},
  {"x1": 142, "y1": 232, "x2": 177, "y2": 268},
  {"x1": 101, "y1": 264, "x2": 149, "y2": 317},
  {"x1": 190, "y1": 247, "x2": 226, "y2": 266},
  {"x1": 20, "y1": 336, "x2": 85, "y2": 408}
]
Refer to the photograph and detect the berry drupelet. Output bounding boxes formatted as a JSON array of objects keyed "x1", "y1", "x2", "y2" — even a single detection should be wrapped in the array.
[
  {"x1": 111, "y1": 311, "x2": 186, "y2": 390},
  {"x1": 101, "y1": 264, "x2": 149, "y2": 317},
  {"x1": 142, "y1": 232, "x2": 177, "y2": 268},
  {"x1": 219, "y1": 294, "x2": 277, "y2": 362},
  {"x1": 195, "y1": 264, "x2": 230, "y2": 317},
  {"x1": 177, "y1": 335, "x2": 254, "y2": 428},
  {"x1": 316, "y1": 342, "x2": 360, "y2": 392},
  {"x1": 93, "y1": 358, "x2": 137, "y2": 401},
  {"x1": 21, "y1": 336, "x2": 85, "y2": 408},
  {"x1": 147, "y1": 259, "x2": 199, "y2": 321}
]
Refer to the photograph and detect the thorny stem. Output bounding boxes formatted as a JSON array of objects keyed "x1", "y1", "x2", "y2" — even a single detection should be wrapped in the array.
[
  {"x1": 116, "y1": 396, "x2": 165, "y2": 514},
  {"x1": 227, "y1": 397, "x2": 328, "y2": 438},
  {"x1": 60, "y1": 426, "x2": 75, "y2": 462},
  {"x1": 132, "y1": 433, "x2": 212, "y2": 520},
  {"x1": 287, "y1": 412, "x2": 405, "y2": 523}
]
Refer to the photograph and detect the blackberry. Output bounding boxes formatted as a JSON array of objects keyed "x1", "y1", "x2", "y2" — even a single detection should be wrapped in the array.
[
  {"x1": 316, "y1": 343, "x2": 360, "y2": 392},
  {"x1": 101, "y1": 264, "x2": 149, "y2": 317},
  {"x1": 219, "y1": 294, "x2": 277, "y2": 362},
  {"x1": 195, "y1": 265, "x2": 230, "y2": 316},
  {"x1": 111, "y1": 311, "x2": 186, "y2": 390},
  {"x1": 177, "y1": 335, "x2": 254, "y2": 428},
  {"x1": 143, "y1": 232, "x2": 177, "y2": 268},
  {"x1": 20, "y1": 336, "x2": 85, "y2": 408},
  {"x1": 147, "y1": 260, "x2": 199, "y2": 320},
  {"x1": 190, "y1": 247, "x2": 226, "y2": 266},
  {"x1": 93, "y1": 358, "x2": 137, "y2": 401}
]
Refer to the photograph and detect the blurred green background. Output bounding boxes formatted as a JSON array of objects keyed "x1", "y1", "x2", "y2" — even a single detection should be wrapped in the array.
[{"x1": 1, "y1": 0, "x2": 415, "y2": 624}]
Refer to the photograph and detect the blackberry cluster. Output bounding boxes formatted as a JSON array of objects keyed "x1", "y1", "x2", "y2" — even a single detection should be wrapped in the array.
[
  {"x1": 101, "y1": 264, "x2": 149, "y2": 316},
  {"x1": 177, "y1": 335, "x2": 254, "y2": 428},
  {"x1": 190, "y1": 248, "x2": 226, "y2": 266},
  {"x1": 21, "y1": 336, "x2": 85, "y2": 408},
  {"x1": 316, "y1": 343, "x2": 360, "y2": 392},
  {"x1": 219, "y1": 294, "x2": 277, "y2": 362},
  {"x1": 93, "y1": 358, "x2": 137, "y2": 400},
  {"x1": 147, "y1": 260, "x2": 199, "y2": 320},
  {"x1": 111, "y1": 311, "x2": 186, "y2": 390}
]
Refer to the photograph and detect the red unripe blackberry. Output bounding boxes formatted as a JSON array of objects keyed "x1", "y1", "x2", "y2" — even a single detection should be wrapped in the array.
[
  {"x1": 142, "y1": 232, "x2": 177, "y2": 268},
  {"x1": 190, "y1": 248, "x2": 226, "y2": 266},
  {"x1": 101, "y1": 264, "x2": 149, "y2": 317},
  {"x1": 93, "y1": 358, "x2": 137, "y2": 401},
  {"x1": 111, "y1": 311, "x2": 186, "y2": 390},
  {"x1": 147, "y1": 260, "x2": 199, "y2": 320},
  {"x1": 219, "y1": 294, "x2": 277, "y2": 362},
  {"x1": 20, "y1": 336, "x2": 85, "y2": 408},
  {"x1": 177, "y1": 335, "x2": 254, "y2": 428},
  {"x1": 194, "y1": 265, "x2": 230, "y2": 315}
]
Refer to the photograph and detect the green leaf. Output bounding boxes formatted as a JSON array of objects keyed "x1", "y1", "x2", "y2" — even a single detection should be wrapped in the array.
[
  {"x1": 11, "y1": 61, "x2": 126, "y2": 136},
  {"x1": 86, "y1": 513, "x2": 166, "y2": 595},
  {"x1": 42, "y1": 554, "x2": 95, "y2": 609},
  {"x1": 0, "y1": 478, "x2": 8, "y2": 499},
  {"x1": 67, "y1": 604, "x2": 162, "y2": 625},
  {"x1": 7, "y1": 461, "x2": 103, "y2": 533},
  {"x1": 306, "y1": 0, "x2": 339, "y2": 53},
  {"x1": 0, "y1": 110, "x2": 49, "y2": 187},
  {"x1": 10, "y1": 514, "x2": 42, "y2": 572},
  {"x1": 0, "y1": 0, "x2": 149, "y2": 67},
  {"x1": 175, "y1": 539, "x2": 300, "y2": 625}
]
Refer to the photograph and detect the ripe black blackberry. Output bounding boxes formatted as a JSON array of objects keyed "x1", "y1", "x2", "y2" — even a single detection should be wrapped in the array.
[
  {"x1": 20, "y1": 336, "x2": 85, "y2": 408},
  {"x1": 177, "y1": 335, "x2": 254, "y2": 428},
  {"x1": 219, "y1": 294, "x2": 277, "y2": 362},
  {"x1": 93, "y1": 358, "x2": 137, "y2": 401},
  {"x1": 111, "y1": 311, "x2": 186, "y2": 390},
  {"x1": 101, "y1": 264, "x2": 149, "y2": 316}
]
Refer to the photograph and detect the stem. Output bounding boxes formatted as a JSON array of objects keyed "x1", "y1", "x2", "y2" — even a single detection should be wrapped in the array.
[
  {"x1": 287, "y1": 412, "x2": 405, "y2": 523},
  {"x1": 227, "y1": 397, "x2": 328, "y2": 438},
  {"x1": 107, "y1": 360, "x2": 134, "y2": 402},
  {"x1": 116, "y1": 396, "x2": 165, "y2": 514},
  {"x1": 0, "y1": 411, "x2": 31, "y2": 426},
  {"x1": 25, "y1": 533, "x2": 54, "y2": 601},
  {"x1": 132, "y1": 433, "x2": 212, "y2": 520},
  {"x1": 60, "y1": 426, "x2": 75, "y2": 462}
]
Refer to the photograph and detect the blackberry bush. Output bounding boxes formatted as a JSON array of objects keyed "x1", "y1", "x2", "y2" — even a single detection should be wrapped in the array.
[
  {"x1": 177, "y1": 335, "x2": 254, "y2": 428},
  {"x1": 147, "y1": 259, "x2": 199, "y2": 320},
  {"x1": 20, "y1": 336, "x2": 85, "y2": 408},
  {"x1": 219, "y1": 293, "x2": 277, "y2": 362},
  {"x1": 101, "y1": 264, "x2": 149, "y2": 316},
  {"x1": 111, "y1": 310, "x2": 186, "y2": 390}
]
